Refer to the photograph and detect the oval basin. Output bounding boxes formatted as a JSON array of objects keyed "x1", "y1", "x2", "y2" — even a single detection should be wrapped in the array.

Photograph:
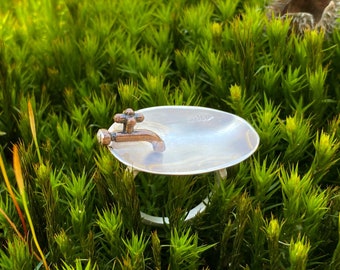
[{"x1": 107, "y1": 106, "x2": 259, "y2": 175}]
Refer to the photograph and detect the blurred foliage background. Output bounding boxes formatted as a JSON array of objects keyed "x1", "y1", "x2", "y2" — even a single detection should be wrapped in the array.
[{"x1": 0, "y1": 0, "x2": 340, "y2": 269}]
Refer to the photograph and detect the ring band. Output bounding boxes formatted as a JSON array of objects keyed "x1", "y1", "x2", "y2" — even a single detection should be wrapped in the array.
[{"x1": 129, "y1": 168, "x2": 227, "y2": 226}]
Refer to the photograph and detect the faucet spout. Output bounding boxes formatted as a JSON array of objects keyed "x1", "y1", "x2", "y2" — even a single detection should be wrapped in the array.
[
  {"x1": 115, "y1": 129, "x2": 165, "y2": 152},
  {"x1": 97, "y1": 108, "x2": 165, "y2": 152},
  {"x1": 97, "y1": 128, "x2": 165, "y2": 152}
]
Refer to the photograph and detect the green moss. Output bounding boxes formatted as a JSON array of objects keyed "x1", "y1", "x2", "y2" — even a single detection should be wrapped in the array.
[{"x1": 0, "y1": 0, "x2": 340, "y2": 269}]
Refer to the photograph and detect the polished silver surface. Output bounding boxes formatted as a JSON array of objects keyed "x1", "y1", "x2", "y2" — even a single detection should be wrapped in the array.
[{"x1": 107, "y1": 106, "x2": 259, "y2": 175}]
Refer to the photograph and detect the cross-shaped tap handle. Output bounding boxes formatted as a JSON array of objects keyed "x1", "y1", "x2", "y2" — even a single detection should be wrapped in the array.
[{"x1": 113, "y1": 108, "x2": 144, "y2": 134}]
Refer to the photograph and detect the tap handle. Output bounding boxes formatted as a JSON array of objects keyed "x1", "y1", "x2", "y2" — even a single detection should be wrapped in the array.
[{"x1": 113, "y1": 108, "x2": 144, "y2": 133}]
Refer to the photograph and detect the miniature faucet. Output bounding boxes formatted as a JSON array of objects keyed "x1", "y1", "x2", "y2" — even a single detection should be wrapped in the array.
[{"x1": 97, "y1": 108, "x2": 165, "y2": 152}]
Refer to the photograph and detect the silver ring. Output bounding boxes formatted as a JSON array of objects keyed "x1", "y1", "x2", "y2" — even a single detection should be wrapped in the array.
[{"x1": 129, "y1": 168, "x2": 227, "y2": 226}]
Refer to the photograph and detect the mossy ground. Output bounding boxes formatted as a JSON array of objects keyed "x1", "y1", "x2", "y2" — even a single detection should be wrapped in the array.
[{"x1": 0, "y1": 0, "x2": 340, "y2": 269}]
